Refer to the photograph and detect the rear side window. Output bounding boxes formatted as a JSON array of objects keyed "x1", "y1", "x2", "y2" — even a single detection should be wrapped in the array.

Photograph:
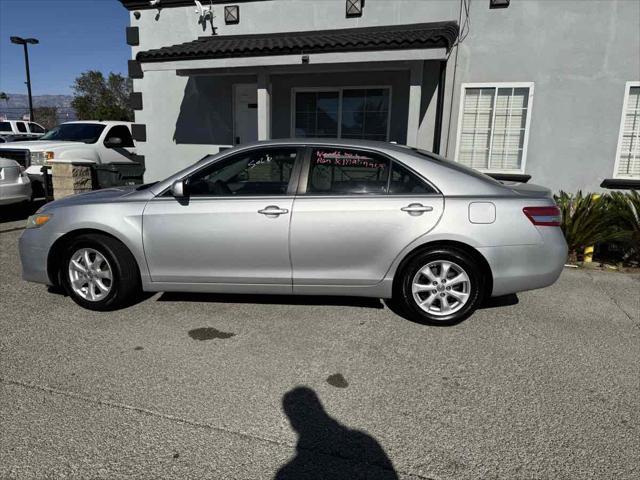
[
  {"x1": 0, "y1": 122, "x2": 11, "y2": 132},
  {"x1": 389, "y1": 162, "x2": 436, "y2": 194},
  {"x1": 16, "y1": 122, "x2": 27, "y2": 133},
  {"x1": 29, "y1": 123, "x2": 45, "y2": 133},
  {"x1": 307, "y1": 148, "x2": 390, "y2": 195}
]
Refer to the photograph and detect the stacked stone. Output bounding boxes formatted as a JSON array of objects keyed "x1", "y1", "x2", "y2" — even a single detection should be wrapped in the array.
[{"x1": 51, "y1": 163, "x2": 95, "y2": 200}]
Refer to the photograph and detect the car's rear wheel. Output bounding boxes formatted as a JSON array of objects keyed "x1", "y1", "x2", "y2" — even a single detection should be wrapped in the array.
[
  {"x1": 396, "y1": 248, "x2": 483, "y2": 325},
  {"x1": 60, "y1": 234, "x2": 141, "y2": 311}
]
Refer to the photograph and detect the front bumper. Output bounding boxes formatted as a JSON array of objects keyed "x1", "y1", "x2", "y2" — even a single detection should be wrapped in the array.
[
  {"x1": 479, "y1": 227, "x2": 568, "y2": 297},
  {"x1": 19, "y1": 228, "x2": 52, "y2": 285}
]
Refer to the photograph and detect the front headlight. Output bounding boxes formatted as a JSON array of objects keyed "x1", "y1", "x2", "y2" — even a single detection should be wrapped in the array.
[
  {"x1": 26, "y1": 213, "x2": 53, "y2": 229},
  {"x1": 30, "y1": 151, "x2": 54, "y2": 165}
]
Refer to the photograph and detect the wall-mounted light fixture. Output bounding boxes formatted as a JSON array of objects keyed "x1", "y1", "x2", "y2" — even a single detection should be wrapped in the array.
[
  {"x1": 489, "y1": 0, "x2": 510, "y2": 8},
  {"x1": 224, "y1": 5, "x2": 239, "y2": 24},
  {"x1": 346, "y1": 0, "x2": 363, "y2": 18}
]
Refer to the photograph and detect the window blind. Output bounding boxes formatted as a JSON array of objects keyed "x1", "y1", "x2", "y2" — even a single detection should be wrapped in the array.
[
  {"x1": 617, "y1": 86, "x2": 640, "y2": 178},
  {"x1": 458, "y1": 86, "x2": 531, "y2": 172}
]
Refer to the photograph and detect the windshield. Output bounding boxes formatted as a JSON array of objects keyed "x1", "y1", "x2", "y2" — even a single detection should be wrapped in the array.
[{"x1": 39, "y1": 123, "x2": 106, "y2": 143}]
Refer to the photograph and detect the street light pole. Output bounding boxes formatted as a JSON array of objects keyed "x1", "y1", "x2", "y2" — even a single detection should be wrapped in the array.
[{"x1": 10, "y1": 36, "x2": 39, "y2": 121}]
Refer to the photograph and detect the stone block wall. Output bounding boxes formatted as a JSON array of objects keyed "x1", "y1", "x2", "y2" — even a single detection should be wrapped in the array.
[{"x1": 51, "y1": 163, "x2": 95, "y2": 200}]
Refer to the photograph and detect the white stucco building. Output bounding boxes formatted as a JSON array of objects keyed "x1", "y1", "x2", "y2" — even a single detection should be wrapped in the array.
[{"x1": 120, "y1": 0, "x2": 640, "y2": 192}]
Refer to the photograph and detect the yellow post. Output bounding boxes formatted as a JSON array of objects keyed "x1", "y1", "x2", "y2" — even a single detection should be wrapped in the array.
[{"x1": 583, "y1": 194, "x2": 601, "y2": 263}]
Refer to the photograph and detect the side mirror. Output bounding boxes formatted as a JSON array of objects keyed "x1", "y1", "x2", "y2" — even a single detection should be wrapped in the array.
[
  {"x1": 104, "y1": 137, "x2": 123, "y2": 148},
  {"x1": 171, "y1": 179, "x2": 187, "y2": 198}
]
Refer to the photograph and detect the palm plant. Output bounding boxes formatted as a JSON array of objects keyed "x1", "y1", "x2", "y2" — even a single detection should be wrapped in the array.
[
  {"x1": 554, "y1": 191, "x2": 616, "y2": 263},
  {"x1": 607, "y1": 190, "x2": 640, "y2": 263}
]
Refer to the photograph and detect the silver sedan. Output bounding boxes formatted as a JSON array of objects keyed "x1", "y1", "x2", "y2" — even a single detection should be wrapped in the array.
[{"x1": 19, "y1": 140, "x2": 567, "y2": 324}]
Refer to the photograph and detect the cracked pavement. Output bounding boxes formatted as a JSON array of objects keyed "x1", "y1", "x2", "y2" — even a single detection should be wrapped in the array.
[{"x1": 1, "y1": 213, "x2": 639, "y2": 479}]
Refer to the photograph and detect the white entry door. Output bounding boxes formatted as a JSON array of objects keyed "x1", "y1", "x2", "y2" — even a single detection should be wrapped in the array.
[{"x1": 234, "y1": 84, "x2": 258, "y2": 145}]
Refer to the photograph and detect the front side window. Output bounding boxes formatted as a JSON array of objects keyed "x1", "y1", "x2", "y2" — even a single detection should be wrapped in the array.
[
  {"x1": 615, "y1": 83, "x2": 640, "y2": 178},
  {"x1": 187, "y1": 148, "x2": 297, "y2": 197},
  {"x1": 294, "y1": 87, "x2": 390, "y2": 141},
  {"x1": 29, "y1": 123, "x2": 45, "y2": 133},
  {"x1": 16, "y1": 122, "x2": 27, "y2": 133},
  {"x1": 307, "y1": 148, "x2": 390, "y2": 195},
  {"x1": 456, "y1": 84, "x2": 533, "y2": 172},
  {"x1": 40, "y1": 123, "x2": 106, "y2": 143}
]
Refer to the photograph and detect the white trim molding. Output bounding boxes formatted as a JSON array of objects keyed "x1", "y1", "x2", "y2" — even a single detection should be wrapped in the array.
[
  {"x1": 454, "y1": 82, "x2": 535, "y2": 175},
  {"x1": 613, "y1": 81, "x2": 640, "y2": 179}
]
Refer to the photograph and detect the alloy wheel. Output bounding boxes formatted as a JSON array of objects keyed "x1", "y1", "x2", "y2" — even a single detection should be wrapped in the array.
[
  {"x1": 68, "y1": 248, "x2": 113, "y2": 302},
  {"x1": 411, "y1": 260, "x2": 471, "y2": 316}
]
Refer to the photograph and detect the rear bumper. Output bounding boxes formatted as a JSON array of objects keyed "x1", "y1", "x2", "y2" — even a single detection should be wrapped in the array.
[
  {"x1": 19, "y1": 229, "x2": 52, "y2": 285},
  {"x1": 479, "y1": 228, "x2": 568, "y2": 297},
  {"x1": 0, "y1": 182, "x2": 32, "y2": 205}
]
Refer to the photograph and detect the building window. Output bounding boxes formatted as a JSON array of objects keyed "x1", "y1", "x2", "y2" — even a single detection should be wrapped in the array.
[
  {"x1": 455, "y1": 83, "x2": 534, "y2": 173},
  {"x1": 614, "y1": 82, "x2": 640, "y2": 178},
  {"x1": 293, "y1": 87, "x2": 391, "y2": 141}
]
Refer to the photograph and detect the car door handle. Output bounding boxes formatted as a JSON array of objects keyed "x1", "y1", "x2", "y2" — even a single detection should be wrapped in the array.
[
  {"x1": 258, "y1": 206, "x2": 289, "y2": 216},
  {"x1": 401, "y1": 203, "x2": 433, "y2": 214}
]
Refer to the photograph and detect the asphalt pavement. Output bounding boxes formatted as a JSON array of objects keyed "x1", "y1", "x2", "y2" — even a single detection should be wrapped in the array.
[{"x1": 1, "y1": 207, "x2": 639, "y2": 479}]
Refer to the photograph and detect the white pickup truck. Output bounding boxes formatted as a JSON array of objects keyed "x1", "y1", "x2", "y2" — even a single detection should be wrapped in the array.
[
  {"x1": 0, "y1": 119, "x2": 46, "y2": 140},
  {"x1": 0, "y1": 121, "x2": 140, "y2": 196}
]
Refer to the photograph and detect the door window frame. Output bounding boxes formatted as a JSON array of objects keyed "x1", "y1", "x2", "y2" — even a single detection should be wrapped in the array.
[
  {"x1": 295, "y1": 145, "x2": 440, "y2": 196},
  {"x1": 290, "y1": 86, "x2": 393, "y2": 141},
  {"x1": 158, "y1": 146, "x2": 305, "y2": 199}
]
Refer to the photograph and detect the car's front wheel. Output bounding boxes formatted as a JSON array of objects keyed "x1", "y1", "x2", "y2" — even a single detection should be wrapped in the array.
[
  {"x1": 60, "y1": 234, "x2": 141, "y2": 311},
  {"x1": 396, "y1": 248, "x2": 484, "y2": 325}
]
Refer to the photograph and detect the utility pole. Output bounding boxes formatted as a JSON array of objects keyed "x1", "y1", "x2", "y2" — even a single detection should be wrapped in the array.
[{"x1": 10, "y1": 36, "x2": 39, "y2": 121}]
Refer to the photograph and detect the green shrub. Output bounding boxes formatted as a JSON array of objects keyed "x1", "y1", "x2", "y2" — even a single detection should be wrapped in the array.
[
  {"x1": 607, "y1": 190, "x2": 640, "y2": 263},
  {"x1": 553, "y1": 191, "x2": 616, "y2": 262}
]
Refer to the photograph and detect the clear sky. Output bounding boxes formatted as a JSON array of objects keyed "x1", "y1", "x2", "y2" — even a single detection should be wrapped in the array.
[{"x1": 0, "y1": 0, "x2": 130, "y2": 95}]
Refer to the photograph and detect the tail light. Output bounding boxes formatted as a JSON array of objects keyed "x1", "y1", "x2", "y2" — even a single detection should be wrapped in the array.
[{"x1": 523, "y1": 206, "x2": 562, "y2": 227}]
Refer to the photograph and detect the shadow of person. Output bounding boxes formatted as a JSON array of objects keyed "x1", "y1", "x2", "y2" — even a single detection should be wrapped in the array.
[{"x1": 275, "y1": 387, "x2": 399, "y2": 480}]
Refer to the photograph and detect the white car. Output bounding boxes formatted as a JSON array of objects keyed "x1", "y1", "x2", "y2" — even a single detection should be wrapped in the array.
[
  {"x1": 0, "y1": 120, "x2": 46, "y2": 140},
  {"x1": 0, "y1": 157, "x2": 32, "y2": 205},
  {"x1": 0, "y1": 121, "x2": 138, "y2": 189}
]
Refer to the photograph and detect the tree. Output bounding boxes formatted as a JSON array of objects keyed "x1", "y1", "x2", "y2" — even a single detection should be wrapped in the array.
[
  {"x1": 33, "y1": 106, "x2": 58, "y2": 129},
  {"x1": 71, "y1": 71, "x2": 133, "y2": 121},
  {"x1": 0, "y1": 92, "x2": 8, "y2": 103}
]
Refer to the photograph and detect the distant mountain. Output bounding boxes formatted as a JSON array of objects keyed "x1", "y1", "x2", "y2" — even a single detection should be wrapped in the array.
[
  {"x1": 0, "y1": 93, "x2": 76, "y2": 121},
  {"x1": 0, "y1": 93, "x2": 73, "y2": 109}
]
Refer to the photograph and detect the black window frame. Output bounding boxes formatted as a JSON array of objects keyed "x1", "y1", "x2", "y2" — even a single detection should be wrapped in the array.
[
  {"x1": 161, "y1": 146, "x2": 305, "y2": 198},
  {"x1": 296, "y1": 145, "x2": 440, "y2": 196}
]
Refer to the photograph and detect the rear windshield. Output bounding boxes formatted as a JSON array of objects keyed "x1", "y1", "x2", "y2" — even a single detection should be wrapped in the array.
[
  {"x1": 411, "y1": 148, "x2": 503, "y2": 186},
  {"x1": 39, "y1": 123, "x2": 105, "y2": 143}
]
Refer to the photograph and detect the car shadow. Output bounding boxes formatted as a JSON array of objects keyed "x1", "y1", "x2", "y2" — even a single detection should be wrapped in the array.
[
  {"x1": 157, "y1": 292, "x2": 384, "y2": 309},
  {"x1": 0, "y1": 199, "x2": 46, "y2": 226},
  {"x1": 274, "y1": 386, "x2": 399, "y2": 479}
]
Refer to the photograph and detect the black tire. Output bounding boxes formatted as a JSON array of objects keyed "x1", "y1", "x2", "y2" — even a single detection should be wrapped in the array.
[
  {"x1": 60, "y1": 233, "x2": 141, "y2": 311},
  {"x1": 395, "y1": 247, "x2": 484, "y2": 325}
]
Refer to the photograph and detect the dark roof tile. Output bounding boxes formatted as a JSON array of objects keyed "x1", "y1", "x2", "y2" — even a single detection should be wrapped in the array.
[{"x1": 137, "y1": 21, "x2": 459, "y2": 62}]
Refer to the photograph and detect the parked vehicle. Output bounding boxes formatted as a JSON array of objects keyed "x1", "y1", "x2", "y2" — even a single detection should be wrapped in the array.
[
  {"x1": 0, "y1": 120, "x2": 138, "y2": 194},
  {"x1": 19, "y1": 139, "x2": 567, "y2": 324},
  {"x1": 0, "y1": 120, "x2": 46, "y2": 140},
  {"x1": 0, "y1": 157, "x2": 32, "y2": 206},
  {"x1": 0, "y1": 135, "x2": 20, "y2": 143}
]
